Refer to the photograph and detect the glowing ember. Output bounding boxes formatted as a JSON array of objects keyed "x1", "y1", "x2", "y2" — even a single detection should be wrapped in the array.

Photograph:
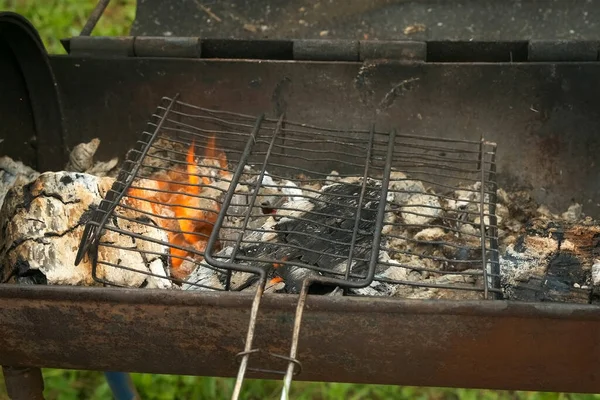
[
  {"x1": 269, "y1": 276, "x2": 284, "y2": 285},
  {"x1": 124, "y1": 136, "x2": 229, "y2": 280}
]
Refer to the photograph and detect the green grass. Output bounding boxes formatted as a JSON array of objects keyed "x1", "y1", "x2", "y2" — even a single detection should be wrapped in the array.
[
  {"x1": 0, "y1": 1, "x2": 599, "y2": 399},
  {"x1": 0, "y1": 0, "x2": 136, "y2": 54},
  {"x1": 3, "y1": 368, "x2": 599, "y2": 400}
]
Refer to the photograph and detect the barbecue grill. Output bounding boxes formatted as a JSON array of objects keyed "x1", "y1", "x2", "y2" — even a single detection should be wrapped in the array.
[{"x1": 2, "y1": 1, "x2": 600, "y2": 399}]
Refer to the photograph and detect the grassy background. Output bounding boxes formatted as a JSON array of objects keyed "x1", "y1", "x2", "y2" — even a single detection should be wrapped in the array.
[{"x1": 0, "y1": 0, "x2": 598, "y2": 399}]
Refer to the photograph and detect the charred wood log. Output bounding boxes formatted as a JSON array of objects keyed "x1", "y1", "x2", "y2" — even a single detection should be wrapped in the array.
[
  {"x1": 500, "y1": 219, "x2": 596, "y2": 303},
  {"x1": 65, "y1": 138, "x2": 119, "y2": 177},
  {"x1": 0, "y1": 172, "x2": 173, "y2": 288},
  {"x1": 0, "y1": 156, "x2": 39, "y2": 208}
]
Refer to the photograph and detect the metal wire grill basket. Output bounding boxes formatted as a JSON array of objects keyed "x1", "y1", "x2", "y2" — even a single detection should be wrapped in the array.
[{"x1": 76, "y1": 94, "x2": 499, "y2": 399}]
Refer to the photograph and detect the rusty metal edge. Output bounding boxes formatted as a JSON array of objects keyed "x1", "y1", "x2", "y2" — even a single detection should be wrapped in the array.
[
  {"x1": 1, "y1": 284, "x2": 600, "y2": 393},
  {"x1": 0, "y1": 284, "x2": 599, "y2": 319}
]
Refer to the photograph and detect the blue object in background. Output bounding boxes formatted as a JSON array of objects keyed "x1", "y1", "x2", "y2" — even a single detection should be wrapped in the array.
[{"x1": 104, "y1": 371, "x2": 140, "y2": 400}]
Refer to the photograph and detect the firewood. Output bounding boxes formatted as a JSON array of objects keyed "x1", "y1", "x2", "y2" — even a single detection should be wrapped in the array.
[
  {"x1": 500, "y1": 219, "x2": 596, "y2": 303},
  {"x1": 65, "y1": 138, "x2": 119, "y2": 177},
  {"x1": 0, "y1": 156, "x2": 39, "y2": 209},
  {"x1": 0, "y1": 171, "x2": 173, "y2": 289}
]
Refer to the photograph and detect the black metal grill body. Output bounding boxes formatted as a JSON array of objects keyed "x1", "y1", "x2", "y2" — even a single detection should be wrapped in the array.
[{"x1": 1, "y1": 13, "x2": 600, "y2": 395}]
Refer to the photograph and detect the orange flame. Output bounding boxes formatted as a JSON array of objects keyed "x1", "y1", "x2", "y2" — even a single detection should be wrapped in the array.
[
  {"x1": 273, "y1": 256, "x2": 288, "y2": 269},
  {"x1": 269, "y1": 276, "x2": 284, "y2": 285},
  {"x1": 125, "y1": 136, "x2": 229, "y2": 280}
]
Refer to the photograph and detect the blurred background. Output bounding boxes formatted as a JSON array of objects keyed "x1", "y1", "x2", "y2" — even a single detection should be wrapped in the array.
[{"x1": 0, "y1": 0, "x2": 599, "y2": 399}]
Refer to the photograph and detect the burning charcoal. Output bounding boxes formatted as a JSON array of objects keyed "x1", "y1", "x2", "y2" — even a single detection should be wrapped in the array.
[
  {"x1": 181, "y1": 259, "x2": 226, "y2": 291},
  {"x1": 592, "y1": 260, "x2": 600, "y2": 287},
  {"x1": 414, "y1": 227, "x2": 446, "y2": 242},
  {"x1": 211, "y1": 179, "x2": 385, "y2": 294},
  {"x1": 382, "y1": 211, "x2": 396, "y2": 235},
  {"x1": 0, "y1": 172, "x2": 136, "y2": 285},
  {"x1": 561, "y1": 203, "x2": 583, "y2": 223},
  {"x1": 496, "y1": 203, "x2": 510, "y2": 223},
  {"x1": 441, "y1": 237, "x2": 482, "y2": 272},
  {"x1": 388, "y1": 171, "x2": 442, "y2": 226},
  {"x1": 139, "y1": 137, "x2": 187, "y2": 176},
  {"x1": 299, "y1": 182, "x2": 323, "y2": 199},
  {"x1": 65, "y1": 138, "x2": 119, "y2": 177},
  {"x1": 536, "y1": 204, "x2": 558, "y2": 219},
  {"x1": 389, "y1": 270, "x2": 485, "y2": 300},
  {"x1": 265, "y1": 277, "x2": 286, "y2": 293},
  {"x1": 337, "y1": 175, "x2": 363, "y2": 185},
  {"x1": 228, "y1": 185, "x2": 251, "y2": 216},
  {"x1": 260, "y1": 171, "x2": 276, "y2": 187},
  {"x1": 0, "y1": 156, "x2": 39, "y2": 209},
  {"x1": 145, "y1": 258, "x2": 172, "y2": 289},
  {"x1": 281, "y1": 180, "x2": 304, "y2": 202},
  {"x1": 227, "y1": 270, "x2": 261, "y2": 291},
  {"x1": 401, "y1": 193, "x2": 443, "y2": 226},
  {"x1": 350, "y1": 253, "x2": 409, "y2": 297},
  {"x1": 274, "y1": 264, "x2": 321, "y2": 294},
  {"x1": 271, "y1": 179, "x2": 382, "y2": 280},
  {"x1": 276, "y1": 198, "x2": 314, "y2": 223},
  {"x1": 97, "y1": 213, "x2": 173, "y2": 287},
  {"x1": 459, "y1": 223, "x2": 478, "y2": 237},
  {"x1": 326, "y1": 170, "x2": 340, "y2": 183},
  {"x1": 256, "y1": 187, "x2": 286, "y2": 210},
  {"x1": 388, "y1": 171, "x2": 425, "y2": 203}
]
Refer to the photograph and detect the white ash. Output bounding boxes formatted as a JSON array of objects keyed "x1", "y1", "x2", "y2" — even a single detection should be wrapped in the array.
[
  {"x1": 0, "y1": 156, "x2": 40, "y2": 209},
  {"x1": 281, "y1": 180, "x2": 304, "y2": 202},
  {"x1": 183, "y1": 213, "x2": 280, "y2": 292},
  {"x1": 393, "y1": 271, "x2": 485, "y2": 300},
  {"x1": 182, "y1": 248, "x2": 232, "y2": 291},
  {"x1": 561, "y1": 203, "x2": 583, "y2": 223},
  {"x1": 349, "y1": 252, "x2": 408, "y2": 297},
  {"x1": 0, "y1": 171, "x2": 173, "y2": 288},
  {"x1": 139, "y1": 137, "x2": 187, "y2": 176},
  {"x1": 326, "y1": 170, "x2": 340, "y2": 183},
  {"x1": 260, "y1": 171, "x2": 276, "y2": 187},
  {"x1": 276, "y1": 198, "x2": 314, "y2": 225},
  {"x1": 220, "y1": 171, "x2": 588, "y2": 300},
  {"x1": 414, "y1": 227, "x2": 446, "y2": 242},
  {"x1": 499, "y1": 237, "x2": 555, "y2": 299},
  {"x1": 6, "y1": 135, "x2": 591, "y2": 305},
  {"x1": 592, "y1": 261, "x2": 600, "y2": 287},
  {"x1": 146, "y1": 258, "x2": 172, "y2": 289},
  {"x1": 498, "y1": 206, "x2": 595, "y2": 300},
  {"x1": 65, "y1": 138, "x2": 119, "y2": 178},
  {"x1": 388, "y1": 171, "x2": 442, "y2": 226}
]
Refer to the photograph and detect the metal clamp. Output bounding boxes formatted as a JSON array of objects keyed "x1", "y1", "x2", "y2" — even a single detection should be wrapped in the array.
[{"x1": 234, "y1": 349, "x2": 303, "y2": 377}]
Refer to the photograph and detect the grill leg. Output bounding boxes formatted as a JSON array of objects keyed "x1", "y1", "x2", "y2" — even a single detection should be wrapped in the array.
[{"x1": 2, "y1": 366, "x2": 45, "y2": 400}]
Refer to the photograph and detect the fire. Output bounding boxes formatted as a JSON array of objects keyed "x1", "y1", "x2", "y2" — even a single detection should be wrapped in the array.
[{"x1": 124, "y1": 136, "x2": 229, "y2": 280}]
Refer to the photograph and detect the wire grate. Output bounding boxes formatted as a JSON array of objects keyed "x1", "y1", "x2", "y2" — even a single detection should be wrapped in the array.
[{"x1": 76, "y1": 94, "x2": 499, "y2": 400}]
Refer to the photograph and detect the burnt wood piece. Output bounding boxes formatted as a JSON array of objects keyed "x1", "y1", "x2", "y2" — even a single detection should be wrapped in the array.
[
  {"x1": 0, "y1": 156, "x2": 39, "y2": 210},
  {"x1": 230, "y1": 179, "x2": 382, "y2": 294},
  {"x1": 0, "y1": 171, "x2": 173, "y2": 289},
  {"x1": 64, "y1": 137, "x2": 119, "y2": 177},
  {"x1": 501, "y1": 219, "x2": 597, "y2": 303}
]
